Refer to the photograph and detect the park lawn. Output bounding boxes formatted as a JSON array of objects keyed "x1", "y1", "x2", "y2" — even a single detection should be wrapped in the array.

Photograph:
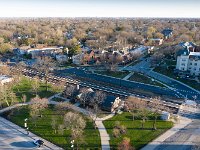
[
  {"x1": 129, "y1": 72, "x2": 165, "y2": 87},
  {"x1": 3, "y1": 105, "x2": 101, "y2": 149},
  {"x1": 95, "y1": 71, "x2": 129, "y2": 79},
  {"x1": 103, "y1": 112, "x2": 173, "y2": 150},
  {"x1": 12, "y1": 77, "x2": 61, "y2": 102}
]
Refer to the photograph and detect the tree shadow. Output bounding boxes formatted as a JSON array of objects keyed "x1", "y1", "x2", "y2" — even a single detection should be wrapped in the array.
[{"x1": 10, "y1": 141, "x2": 36, "y2": 148}]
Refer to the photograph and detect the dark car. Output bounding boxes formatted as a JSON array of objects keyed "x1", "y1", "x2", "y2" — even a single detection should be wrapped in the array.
[{"x1": 33, "y1": 139, "x2": 44, "y2": 147}]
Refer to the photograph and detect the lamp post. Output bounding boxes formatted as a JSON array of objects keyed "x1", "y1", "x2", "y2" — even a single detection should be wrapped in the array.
[
  {"x1": 71, "y1": 140, "x2": 74, "y2": 150},
  {"x1": 24, "y1": 118, "x2": 29, "y2": 135}
]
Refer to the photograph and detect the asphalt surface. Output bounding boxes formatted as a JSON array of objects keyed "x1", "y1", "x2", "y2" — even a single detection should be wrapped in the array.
[
  {"x1": 56, "y1": 67, "x2": 182, "y2": 99},
  {"x1": 154, "y1": 118, "x2": 200, "y2": 150},
  {"x1": 123, "y1": 58, "x2": 200, "y2": 101},
  {"x1": 0, "y1": 117, "x2": 48, "y2": 150}
]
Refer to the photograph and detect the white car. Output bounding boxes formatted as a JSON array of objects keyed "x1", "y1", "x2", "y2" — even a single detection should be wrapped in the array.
[{"x1": 33, "y1": 139, "x2": 44, "y2": 147}]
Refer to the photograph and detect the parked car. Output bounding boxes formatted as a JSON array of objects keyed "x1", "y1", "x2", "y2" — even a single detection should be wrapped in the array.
[{"x1": 33, "y1": 139, "x2": 44, "y2": 147}]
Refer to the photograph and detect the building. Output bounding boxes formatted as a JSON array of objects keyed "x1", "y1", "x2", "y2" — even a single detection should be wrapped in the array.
[
  {"x1": 56, "y1": 54, "x2": 68, "y2": 63},
  {"x1": 162, "y1": 29, "x2": 173, "y2": 39},
  {"x1": 72, "y1": 53, "x2": 84, "y2": 65},
  {"x1": 0, "y1": 75, "x2": 13, "y2": 85},
  {"x1": 179, "y1": 42, "x2": 196, "y2": 51},
  {"x1": 176, "y1": 47, "x2": 200, "y2": 76},
  {"x1": 101, "y1": 96, "x2": 121, "y2": 112},
  {"x1": 150, "y1": 38, "x2": 163, "y2": 45},
  {"x1": 129, "y1": 45, "x2": 153, "y2": 55},
  {"x1": 14, "y1": 45, "x2": 63, "y2": 58}
]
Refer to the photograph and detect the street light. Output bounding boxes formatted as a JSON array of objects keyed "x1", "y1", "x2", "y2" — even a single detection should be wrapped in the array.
[
  {"x1": 71, "y1": 140, "x2": 74, "y2": 150},
  {"x1": 24, "y1": 118, "x2": 29, "y2": 135}
]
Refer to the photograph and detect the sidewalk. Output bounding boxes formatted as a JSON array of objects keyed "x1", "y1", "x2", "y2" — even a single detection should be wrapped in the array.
[
  {"x1": 123, "y1": 72, "x2": 134, "y2": 80},
  {"x1": 141, "y1": 116, "x2": 192, "y2": 150},
  {"x1": 50, "y1": 95, "x2": 112, "y2": 150},
  {"x1": 0, "y1": 117, "x2": 63, "y2": 150}
]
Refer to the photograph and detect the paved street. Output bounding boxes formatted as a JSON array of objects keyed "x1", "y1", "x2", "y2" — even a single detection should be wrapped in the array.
[
  {"x1": 122, "y1": 58, "x2": 200, "y2": 101},
  {"x1": 0, "y1": 117, "x2": 49, "y2": 150},
  {"x1": 57, "y1": 67, "x2": 181, "y2": 99}
]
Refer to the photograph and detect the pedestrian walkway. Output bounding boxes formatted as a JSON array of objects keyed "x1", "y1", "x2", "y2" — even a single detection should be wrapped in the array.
[
  {"x1": 49, "y1": 94, "x2": 112, "y2": 150},
  {"x1": 122, "y1": 72, "x2": 134, "y2": 80},
  {"x1": 0, "y1": 106, "x2": 63, "y2": 150},
  {"x1": 0, "y1": 94, "x2": 114, "y2": 150}
]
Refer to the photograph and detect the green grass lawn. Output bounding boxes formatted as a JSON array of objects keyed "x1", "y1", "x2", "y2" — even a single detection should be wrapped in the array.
[
  {"x1": 12, "y1": 77, "x2": 61, "y2": 103},
  {"x1": 3, "y1": 105, "x2": 101, "y2": 149},
  {"x1": 103, "y1": 112, "x2": 173, "y2": 150},
  {"x1": 95, "y1": 71, "x2": 129, "y2": 79},
  {"x1": 129, "y1": 72, "x2": 165, "y2": 87}
]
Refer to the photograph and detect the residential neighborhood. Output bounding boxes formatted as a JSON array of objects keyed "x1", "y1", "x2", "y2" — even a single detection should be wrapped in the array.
[{"x1": 0, "y1": 0, "x2": 199, "y2": 150}]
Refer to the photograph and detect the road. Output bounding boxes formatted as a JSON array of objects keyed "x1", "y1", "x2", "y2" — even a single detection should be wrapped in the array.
[
  {"x1": 0, "y1": 117, "x2": 48, "y2": 150},
  {"x1": 56, "y1": 67, "x2": 183, "y2": 99},
  {"x1": 122, "y1": 58, "x2": 200, "y2": 101}
]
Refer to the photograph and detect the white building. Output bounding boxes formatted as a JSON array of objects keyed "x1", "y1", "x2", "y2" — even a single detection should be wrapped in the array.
[
  {"x1": 176, "y1": 48, "x2": 200, "y2": 76},
  {"x1": 129, "y1": 45, "x2": 154, "y2": 55},
  {"x1": 0, "y1": 75, "x2": 13, "y2": 85},
  {"x1": 56, "y1": 54, "x2": 68, "y2": 63},
  {"x1": 72, "y1": 53, "x2": 84, "y2": 65},
  {"x1": 15, "y1": 46, "x2": 63, "y2": 58}
]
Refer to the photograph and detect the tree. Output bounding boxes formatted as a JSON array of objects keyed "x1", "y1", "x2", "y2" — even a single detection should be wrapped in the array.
[
  {"x1": 63, "y1": 112, "x2": 86, "y2": 148},
  {"x1": 31, "y1": 77, "x2": 40, "y2": 95},
  {"x1": 29, "y1": 96, "x2": 49, "y2": 118},
  {"x1": 55, "y1": 102, "x2": 72, "y2": 115},
  {"x1": 0, "y1": 83, "x2": 18, "y2": 107},
  {"x1": 22, "y1": 94, "x2": 27, "y2": 103},
  {"x1": 79, "y1": 88, "x2": 92, "y2": 107},
  {"x1": 124, "y1": 97, "x2": 143, "y2": 121},
  {"x1": 51, "y1": 116, "x2": 58, "y2": 134},
  {"x1": 63, "y1": 84, "x2": 77, "y2": 99},
  {"x1": 149, "y1": 97, "x2": 162, "y2": 130},
  {"x1": 118, "y1": 137, "x2": 135, "y2": 150},
  {"x1": 33, "y1": 56, "x2": 56, "y2": 91},
  {"x1": 0, "y1": 43, "x2": 13, "y2": 53}
]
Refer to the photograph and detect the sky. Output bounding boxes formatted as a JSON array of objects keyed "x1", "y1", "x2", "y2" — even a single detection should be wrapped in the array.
[{"x1": 0, "y1": 0, "x2": 199, "y2": 18}]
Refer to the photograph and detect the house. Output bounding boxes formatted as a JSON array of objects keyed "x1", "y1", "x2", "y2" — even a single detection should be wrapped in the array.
[
  {"x1": 101, "y1": 96, "x2": 121, "y2": 112},
  {"x1": 162, "y1": 29, "x2": 173, "y2": 39},
  {"x1": 83, "y1": 50, "x2": 95, "y2": 64},
  {"x1": 179, "y1": 42, "x2": 196, "y2": 52},
  {"x1": 0, "y1": 75, "x2": 13, "y2": 85},
  {"x1": 129, "y1": 45, "x2": 154, "y2": 55},
  {"x1": 72, "y1": 53, "x2": 84, "y2": 65},
  {"x1": 56, "y1": 54, "x2": 68, "y2": 63},
  {"x1": 176, "y1": 47, "x2": 200, "y2": 76},
  {"x1": 150, "y1": 38, "x2": 163, "y2": 45}
]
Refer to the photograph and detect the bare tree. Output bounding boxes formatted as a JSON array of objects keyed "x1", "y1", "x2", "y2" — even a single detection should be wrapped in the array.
[
  {"x1": 33, "y1": 56, "x2": 56, "y2": 91},
  {"x1": 148, "y1": 97, "x2": 163, "y2": 130},
  {"x1": 79, "y1": 88, "x2": 92, "y2": 107},
  {"x1": 63, "y1": 112, "x2": 86, "y2": 148},
  {"x1": 55, "y1": 102, "x2": 72, "y2": 115},
  {"x1": 63, "y1": 84, "x2": 77, "y2": 99},
  {"x1": 51, "y1": 116, "x2": 58, "y2": 134},
  {"x1": 31, "y1": 76, "x2": 40, "y2": 95},
  {"x1": 29, "y1": 96, "x2": 49, "y2": 117},
  {"x1": 118, "y1": 137, "x2": 135, "y2": 150}
]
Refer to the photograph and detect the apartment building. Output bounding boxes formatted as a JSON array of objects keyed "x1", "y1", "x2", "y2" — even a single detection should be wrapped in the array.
[{"x1": 176, "y1": 48, "x2": 200, "y2": 76}]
